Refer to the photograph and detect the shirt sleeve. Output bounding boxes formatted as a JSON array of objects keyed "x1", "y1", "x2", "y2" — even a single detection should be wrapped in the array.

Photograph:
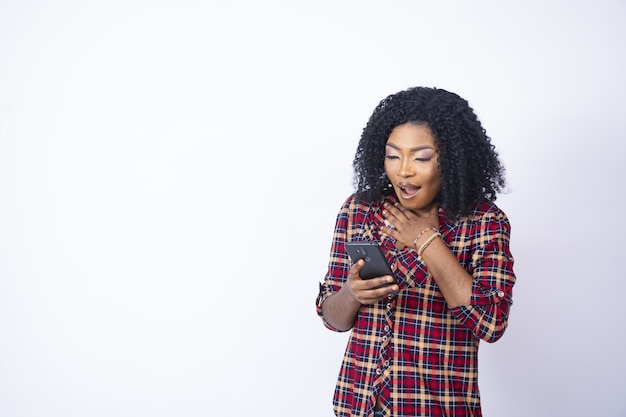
[
  {"x1": 449, "y1": 209, "x2": 516, "y2": 343},
  {"x1": 315, "y1": 197, "x2": 353, "y2": 332}
]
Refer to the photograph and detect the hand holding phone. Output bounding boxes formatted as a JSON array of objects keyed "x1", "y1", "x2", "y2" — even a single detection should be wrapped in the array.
[{"x1": 345, "y1": 241, "x2": 394, "y2": 280}]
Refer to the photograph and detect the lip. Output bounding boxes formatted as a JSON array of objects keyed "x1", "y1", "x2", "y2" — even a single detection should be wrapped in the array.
[{"x1": 396, "y1": 182, "x2": 421, "y2": 199}]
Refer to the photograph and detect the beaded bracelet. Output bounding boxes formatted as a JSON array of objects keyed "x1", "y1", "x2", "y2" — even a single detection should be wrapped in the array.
[
  {"x1": 418, "y1": 232, "x2": 442, "y2": 257},
  {"x1": 413, "y1": 227, "x2": 439, "y2": 250}
]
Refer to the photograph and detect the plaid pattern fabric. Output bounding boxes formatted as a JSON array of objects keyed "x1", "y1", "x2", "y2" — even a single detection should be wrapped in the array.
[{"x1": 316, "y1": 194, "x2": 515, "y2": 417}]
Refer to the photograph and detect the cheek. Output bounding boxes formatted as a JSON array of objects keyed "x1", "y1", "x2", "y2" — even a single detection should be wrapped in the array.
[
  {"x1": 431, "y1": 173, "x2": 442, "y2": 188},
  {"x1": 431, "y1": 179, "x2": 442, "y2": 195},
  {"x1": 432, "y1": 175, "x2": 443, "y2": 197},
  {"x1": 423, "y1": 167, "x2": 442, "y2": 191}
]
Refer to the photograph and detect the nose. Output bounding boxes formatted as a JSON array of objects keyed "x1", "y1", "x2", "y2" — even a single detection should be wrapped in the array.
[{"x1": 397, "y1": 159, "x2": 414, "y2": 177}]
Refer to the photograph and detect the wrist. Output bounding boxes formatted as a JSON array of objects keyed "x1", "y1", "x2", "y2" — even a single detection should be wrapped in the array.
[
  {"x1": 413, "y1": 227, "x2": 440, "y2": 250},
  {"x1": 418, "y1": 232, "x2": 442, "y2": 257},
  {"x1": 339, "y1": 282, "x2": 364, "y2": 307}
]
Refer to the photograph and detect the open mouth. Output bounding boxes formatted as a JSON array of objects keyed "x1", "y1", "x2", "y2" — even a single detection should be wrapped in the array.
[{"x1": 398, "y1": 183, "x2": 420, "y2": 198}]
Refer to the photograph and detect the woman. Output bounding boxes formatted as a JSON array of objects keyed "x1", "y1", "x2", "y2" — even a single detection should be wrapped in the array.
[{"x1": 315, "y1": 86, "x2": 516, "y2": 417}]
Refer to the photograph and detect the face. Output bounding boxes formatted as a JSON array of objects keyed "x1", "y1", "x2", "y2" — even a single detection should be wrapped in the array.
[{"x1": 384, "y1": 123, "x2": 441, "y2": 215}]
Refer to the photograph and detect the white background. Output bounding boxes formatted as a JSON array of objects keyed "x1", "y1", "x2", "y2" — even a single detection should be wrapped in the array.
[{"x1": 1, "y1": 1, "x2": 625, "y2": 416}]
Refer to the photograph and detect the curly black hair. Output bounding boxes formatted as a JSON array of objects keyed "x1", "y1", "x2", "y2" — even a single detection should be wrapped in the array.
[{"x1": 353, "y1": 86, "x2": 506, "y2": 220}]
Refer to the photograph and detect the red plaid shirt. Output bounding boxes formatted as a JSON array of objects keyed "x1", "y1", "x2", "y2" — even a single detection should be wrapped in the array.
[{"x1": 316, "y1": 194, "x2": 515, "y2": 417}]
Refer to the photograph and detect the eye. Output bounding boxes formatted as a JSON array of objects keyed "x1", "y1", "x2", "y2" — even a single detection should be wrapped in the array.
[
  {"x1": 414, "y1": 151, "x2": 435, "y2": 162},
  {"x1": 385, "y1": 155, "x2": 400, "y2": 160}
]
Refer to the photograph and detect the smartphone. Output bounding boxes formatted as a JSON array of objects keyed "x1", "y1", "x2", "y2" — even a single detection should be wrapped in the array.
[{"x1": 345, "y1": 241, "x2": 394, "y2": 280}]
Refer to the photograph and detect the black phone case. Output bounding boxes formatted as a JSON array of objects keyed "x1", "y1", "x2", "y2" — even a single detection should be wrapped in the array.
[{"x1": 345, "y1": 241, "x2": 394, "y2": 280}]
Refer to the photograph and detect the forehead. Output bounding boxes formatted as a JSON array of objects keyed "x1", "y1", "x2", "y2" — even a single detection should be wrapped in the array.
[{"x1": 386, "y1": 123, "x2": 437, "y2": 149}]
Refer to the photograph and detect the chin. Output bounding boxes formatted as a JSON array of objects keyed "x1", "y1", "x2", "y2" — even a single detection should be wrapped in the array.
[
  {"x1": 400, "y1": 197, "x2": 435, "y2": 213},
  {"x1": 397, "y1": 198, "x2": 421, "y2": 210}
]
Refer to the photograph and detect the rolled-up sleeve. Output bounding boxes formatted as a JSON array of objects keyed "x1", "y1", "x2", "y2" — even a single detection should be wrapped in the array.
[
  {"x1": 316, "y1": 282, "x2": 345, "y2": 331},
  {"x1": 450, "y1": 211, "x2": 516, "y2": 343},
  {"x1": 315, "y1": 198, "x2": 353, "y2": 332}
]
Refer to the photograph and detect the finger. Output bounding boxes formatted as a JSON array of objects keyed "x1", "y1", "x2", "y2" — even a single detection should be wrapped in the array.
[
  {"x1": 381, "y1": 209, "x2": 400, "y2": 231},
  {"x1": 370, "y1": 275, "x2": 395, "y2": 289},
  {"x1": 387, "y1": 202, "x2": 408, "y2": 219},
  {"x1": 348, "y1": 259, "x2": 365, "y2": 280},
  {"x1": 383, "y1": 206, "x2": 407, "y2": 227},
  {"x1": 356, "y1": 274, "x2": 393, "y2": 290},
  {"x1": 382, "y1": 204, "x2": 400, "y2": 221},
  {"x1": 392, "y1": 202, "x2": 417, "y2": 221},
  {"x1": 358, "y1": 281, "x2": 398, "y2": 304},
  {"x1": 380, "y1": 224, "x2": 398, "y2": 238},
  {"x1": 370, "y1": 281, "x2": 399, "y2": 297}
]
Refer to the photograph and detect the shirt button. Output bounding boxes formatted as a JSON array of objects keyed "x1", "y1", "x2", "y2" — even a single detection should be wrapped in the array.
[
  {"x1": 375, "y1": 368, "x2": 382, "y2": 376},
  {"x1": 384, "y1": 325, "x2": 390, "y2": 332},
  {"x1": 382, "y1": 336, "x2": 387, "y2": 342},
  {"x1": 384, "y1": 360, "x2": 390, "y2": 367},
  {"x1": 497, "y1": 290, "x2": 505, "y2": 297},
  {"x1": 386, "y1": 303, "x2": 392, "y2": 310}
]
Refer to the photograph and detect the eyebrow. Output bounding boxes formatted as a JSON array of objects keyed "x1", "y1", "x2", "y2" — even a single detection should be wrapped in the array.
[{"x1": 385, "y1": 142, "x2": 436, "y2": 152}]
